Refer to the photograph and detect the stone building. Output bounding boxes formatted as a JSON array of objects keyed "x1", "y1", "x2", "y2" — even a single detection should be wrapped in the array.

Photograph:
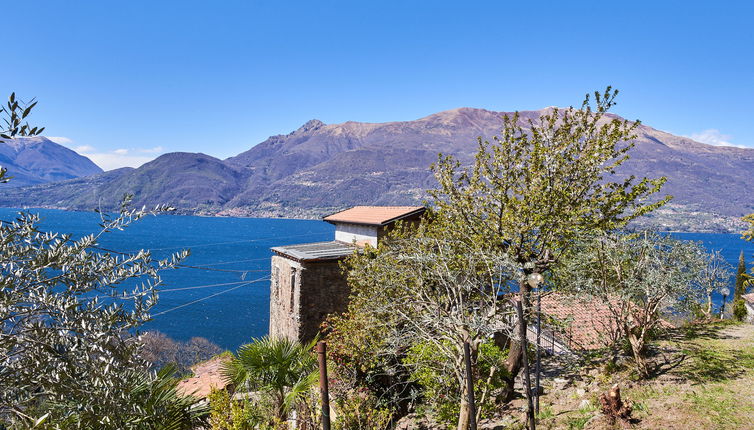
[{"x1": 269, "y1": 206, "x2": 426, "y2": 342}]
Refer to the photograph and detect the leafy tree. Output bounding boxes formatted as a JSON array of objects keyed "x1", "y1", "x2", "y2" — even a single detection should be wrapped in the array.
[
  {"x1": 339, "y1": 222, "x2": 519, "y2": 430},
  {"x1": 222, "y1": 336, "x2": 318, "y2": 425},
  {"x1": 557, "y1": 232, "x2": 705, "y2": 376},
  {"x1": 733, "y1": 299, "x2": 748, "y2": 322},
  {"x1": 735, "y1": 250, "x2": 747, "y2": 301},
  {"x1": 0, "y1": 205, "x2": 198, "y2": 429},
  {"x1": 428, "y1": 88, "x2": 669, "y2": 390},
  {"x1": 403, "y1": 339, "x2": 509, "y2": 426},
  {"x1": 698, "y1": 250, "x2": 734, "y2": 317},
  {"x1": 0, "y1": 93, "x2": 202, "y2": 428}
]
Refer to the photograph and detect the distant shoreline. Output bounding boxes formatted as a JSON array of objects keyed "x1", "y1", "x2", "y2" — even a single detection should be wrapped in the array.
[{"x1": 1, "y1": 205, "x2": 746, "y2": 235}]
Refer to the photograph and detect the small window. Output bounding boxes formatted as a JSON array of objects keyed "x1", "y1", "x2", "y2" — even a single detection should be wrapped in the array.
[
  {"x1": 289, "y1": 269, "x2": 297, "y2": 310},
  {"x1": 272, "y1": 266, "x2": 280, "y2": 298}
]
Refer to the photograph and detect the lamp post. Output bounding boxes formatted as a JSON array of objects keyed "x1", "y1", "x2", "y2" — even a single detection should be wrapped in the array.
[{"x1": 720, "y1": 287, "x2": 730, "y2": 319}]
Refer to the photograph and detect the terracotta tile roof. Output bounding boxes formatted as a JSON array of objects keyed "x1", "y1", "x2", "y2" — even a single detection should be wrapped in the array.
[
  {"x1": 323, "y1": 206, "x2": 425, "y2": 226},
  {"x1": 743, "y1": 293, "x2": 754, "y2": 304},
  {"x1": 176, "y1": 355, "x2": 231, "y2": 399},
  {"x1": 537, "y1": 293, "x2": 620, "y2": 350},
  {"x1": 535, "y1": 292, "x2": 674, "y2": 350}
]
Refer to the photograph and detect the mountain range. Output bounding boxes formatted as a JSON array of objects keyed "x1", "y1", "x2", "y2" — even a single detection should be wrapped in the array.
[
  {"x1": 1, "y1": 108, "x2": 752, "y2": 232},
  {"x1": 0, "y1": 137, "x2": 102, "y2": 186}
]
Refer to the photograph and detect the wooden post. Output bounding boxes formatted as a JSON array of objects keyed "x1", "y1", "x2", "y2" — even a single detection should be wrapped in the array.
[
  {"x1": 516, "y1": 298, "x2": 536, "y2": 430},
  {"x1": 317, "y1": 341, "x2": 331, "y2": 430},
  {"x1": 464, "y1": 341, "x2": 478, "y2": 430}
]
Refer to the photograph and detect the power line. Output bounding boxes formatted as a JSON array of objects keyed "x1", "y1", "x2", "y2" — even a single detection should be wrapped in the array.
[
  {"x1": 183, "y1": 256, "x2": 273, "y2": 266},
  {"x1": 151, "y1": 276, "x2": 270, "y2": 317},
  {"x1": 92, "y1": 245, "x2": 266, "y2": 275},
  {"x1": 157, "y1": 280, "x2": 254, "y2": 292},
  {"x1": 126, "y1": 231, "x2": 327, "y2": 253}
]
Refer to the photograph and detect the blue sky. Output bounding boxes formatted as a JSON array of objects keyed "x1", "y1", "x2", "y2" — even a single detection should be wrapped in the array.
[{"x1": 2, "y1": 1, "x2": 752, "y2": 170}]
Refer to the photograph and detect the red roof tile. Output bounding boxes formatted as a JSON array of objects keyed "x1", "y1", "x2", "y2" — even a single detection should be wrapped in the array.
[
  {"x1": 323, "y1": 206, "x2": 425, "y2": 226},
  {"x1": 176, "y1": 355, "x2": 231, "y2": 399},
  {"x1": 535, "y1": 292, "x2": 673, "y2": 350}
]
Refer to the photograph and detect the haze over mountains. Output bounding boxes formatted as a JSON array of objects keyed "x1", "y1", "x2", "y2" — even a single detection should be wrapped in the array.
[{"x1": 2, "y1": 108, "x2": 752, "y2": 232}]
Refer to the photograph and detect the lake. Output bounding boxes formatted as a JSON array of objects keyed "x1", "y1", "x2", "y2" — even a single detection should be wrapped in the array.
[{"x1": 1, "y1": 208, "x2": 752, "y2": 351}]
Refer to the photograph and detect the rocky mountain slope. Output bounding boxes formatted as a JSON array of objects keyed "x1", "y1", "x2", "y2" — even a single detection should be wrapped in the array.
[
  {"x1": 0, "y1": 137, "x2": 102, "y2": 186},
  {"x1": 1, "y1": 108, "x2": 751, "y2": 232}
]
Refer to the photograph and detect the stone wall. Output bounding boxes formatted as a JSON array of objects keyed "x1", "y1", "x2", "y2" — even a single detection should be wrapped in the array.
[
  {"x1": 269, "y1": 255, "x2": 303, "y2": 341},
  {"x1": 269, "y1": 255, "x2": 351, "y2": 342}
]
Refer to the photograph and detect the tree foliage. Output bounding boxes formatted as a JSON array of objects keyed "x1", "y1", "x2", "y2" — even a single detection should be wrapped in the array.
[
  {"x1": 430, "y1": 87, "x2": 669, "y2": 269},
  {"x1": 0, "y1": 92, "x2": 45, "y2": 183},
  {"x1": 557, "y1": 232, "x2": 706, "y2": 376},
  {"x1": 0, "y1": 202, "x2": 205, "y2": 428},
  {"x1": 735, "y1": 250, "x2": 748, "y2": 301},
  {"x1": 339, "y1": 221, "x2": 519, "y2": 430},
  {"x1": 140, "y1": 331, "x2": 223, "y2": 374},
  {"x1": 427, "y1": 87, "x2": 669, "y2": 385},
  {"x1": 697, "y1": 250, "x2": 734, "y2": 317}
]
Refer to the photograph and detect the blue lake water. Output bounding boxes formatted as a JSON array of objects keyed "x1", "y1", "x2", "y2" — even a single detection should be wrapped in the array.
[
  {"x1": 2, "y1": 208, "x2": 752, "y2": 351},
  {"x1": 0, "y1": 208, "x2": 333, "y2": 351}
]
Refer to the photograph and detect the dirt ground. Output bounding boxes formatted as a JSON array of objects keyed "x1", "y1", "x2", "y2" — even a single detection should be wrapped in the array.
[{"x1": 506, "y1": 322, "x2": 754, "y2": 430}]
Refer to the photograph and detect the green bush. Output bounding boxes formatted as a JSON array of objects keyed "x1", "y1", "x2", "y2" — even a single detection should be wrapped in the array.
[
  {"x1": 208, "y1": 388, "x2": 260, "y2": 430},
  {"x1": 733, "y1": 299, "x2": 748, "y2": 322},
  {"x1": 333, "y1": 388, "x2": 391, "y2": 430},
  {"x1": 402, "y1": 340, "x2": 510, "y2": 427}
]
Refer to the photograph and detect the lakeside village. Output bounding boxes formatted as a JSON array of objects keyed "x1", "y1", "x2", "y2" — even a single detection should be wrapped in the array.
[{"x1": 6, "y1": 93, "x2": 754, "y2": 430}]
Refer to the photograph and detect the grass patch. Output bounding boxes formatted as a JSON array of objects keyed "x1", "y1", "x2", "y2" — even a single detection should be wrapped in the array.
[
  {"x1": 686, "y1": 384, "x2": 754, "y2": 429},
  {"x1": 677, "y1": 335, "x2": 754, "y2": 383},
  {"x1": 536, "y1": 405, "x2": 554, "y2": 420},
  {"x1": 679, "y1": 320, "x2": 739, "y2": 340},
  {"x1": 565, "y1": 415, "x2": 591, "y2": 430}
]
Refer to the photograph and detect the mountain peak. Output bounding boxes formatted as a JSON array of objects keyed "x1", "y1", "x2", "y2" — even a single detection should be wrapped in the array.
[{"x1": 295, "y1": 119, "x2": 325, "y2": 134}]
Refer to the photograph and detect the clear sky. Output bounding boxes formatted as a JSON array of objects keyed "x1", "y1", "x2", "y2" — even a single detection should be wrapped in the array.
[{"x1": 2, "y1": 1, "x2": 752, "y2": 170}]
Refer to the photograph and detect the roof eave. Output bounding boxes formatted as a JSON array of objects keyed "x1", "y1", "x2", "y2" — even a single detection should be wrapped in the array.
[{"x1": 323, "y1": 207, "x2": 426, "y2": 227}]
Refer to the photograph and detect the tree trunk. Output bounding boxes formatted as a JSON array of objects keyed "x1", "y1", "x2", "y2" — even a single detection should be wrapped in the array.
[
  {"x1": 457, "y1": 341, "x2": 477, "y2": 430},
  {"x1": 706, "y1": 293, "x2": 713, "y2": 316},
  {"x1": 628, "y1": 333, "x2": 647, "y2": 377},
  {"x1": 502, "y1": 280, "x2": 531, "y2": 401},
  {"x1": 457, "y1": 390, "x2": 471, "y2": 430}
]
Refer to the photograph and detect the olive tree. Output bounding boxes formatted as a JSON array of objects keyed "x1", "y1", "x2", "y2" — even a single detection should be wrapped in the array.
[
  {"x1": 697, "y1": 250, "x2": 733, "y2": 317},
  {"x1": 557, "y1": 232, "x2": 705, "y2": 376},
  {"x1": 342, "y1": 222, "x2": 519, "y2": 430},
  {"x1": 0, "y1": 203, "x2": 207, "y2": 429},
  {"x1": 429, "y1": 87, "x2": 669, "y2": 389},
  {"x1": 0, "y1": 92, "x2": 203, "y2": 428}
]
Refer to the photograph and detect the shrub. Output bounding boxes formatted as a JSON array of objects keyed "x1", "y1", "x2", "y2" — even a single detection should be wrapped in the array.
[
  {"x1": 733, "y1": 299, "x2": 748, "y2": 322},
  {"x1": 208, "y1": 389, "x2": 261, "y2": 430},
  {"x1": 402, "y1": 340, "x2": 510, "y2": 426},
  {"x1": 333, "y1": 388, "x2": 391, "y2": 430}
]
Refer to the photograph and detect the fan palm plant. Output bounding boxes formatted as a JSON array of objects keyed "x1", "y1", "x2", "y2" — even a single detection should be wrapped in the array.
[{"x1": 222, "y1": 337, "x2": 318, "y2": 422}]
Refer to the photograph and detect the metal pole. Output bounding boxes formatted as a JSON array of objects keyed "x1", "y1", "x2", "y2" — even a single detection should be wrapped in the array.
[
  {"x1": 516, "y1": 298, "x2": 536, "y2": 430},
  {"x1": 721, "y1": 294, "x2": 727, "y2": 319},
  {"x1": 464, "y1": 341, "x2": 478, "y2": 430},
  {"x1": 534, "y1": 285, "x2": 542, "y2": 414},
  {"x1": 316, "y1": 341, "x2": 331, "y2": 430}
]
